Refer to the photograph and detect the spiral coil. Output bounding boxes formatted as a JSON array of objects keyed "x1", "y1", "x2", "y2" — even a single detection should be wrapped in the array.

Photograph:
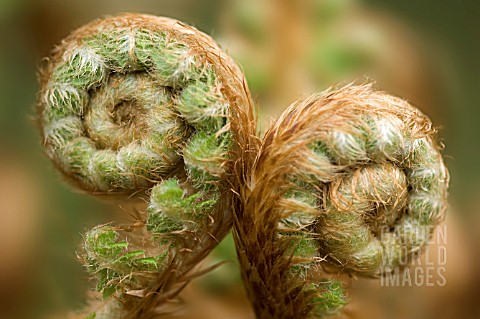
[
  {"x1": 37, "y1": 13, "x2": 255, "y2": 318},
  {"x1": 234, "y1": 83, "x2": 448, "y2": 318}
]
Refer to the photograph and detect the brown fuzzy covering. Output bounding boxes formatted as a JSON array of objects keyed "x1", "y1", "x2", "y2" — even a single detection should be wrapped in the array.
[{"x1": 232, "y1": 83, "x2": 448, "y2": 318}]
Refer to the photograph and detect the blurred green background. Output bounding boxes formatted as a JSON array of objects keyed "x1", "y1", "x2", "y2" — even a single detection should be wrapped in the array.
[{"x1": 0, "y1": 0, "x2": 478, "y2": 318}]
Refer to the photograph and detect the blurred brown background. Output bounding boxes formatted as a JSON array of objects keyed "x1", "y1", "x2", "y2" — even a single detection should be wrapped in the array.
[{"x1": 0, "y1": 0, "x2": 478, "y2": 318}]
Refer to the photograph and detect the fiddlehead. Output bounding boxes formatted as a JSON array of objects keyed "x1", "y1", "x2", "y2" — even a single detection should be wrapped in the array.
[
  {"x1": 233, "y1": 83, "x2": 448, "y2": 318},
  {"x1": 36, "y1": 13, "x2": 255, "y2": 318}
]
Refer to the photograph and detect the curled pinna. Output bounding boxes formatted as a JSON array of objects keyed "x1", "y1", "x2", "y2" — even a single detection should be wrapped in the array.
[
  {"x1": 36, "y1": 13, "x2": 255, "y2": 318},
  {"x1": 233, "y1": 83, "x2": 448, "y2": 318}
]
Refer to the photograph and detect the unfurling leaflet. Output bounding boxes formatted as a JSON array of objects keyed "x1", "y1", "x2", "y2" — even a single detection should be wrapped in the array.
[{"x1": 36, "y1": 13, "x2": 256, "y2": 318}]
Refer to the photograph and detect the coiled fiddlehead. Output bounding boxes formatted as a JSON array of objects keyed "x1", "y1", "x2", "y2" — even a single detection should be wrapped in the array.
[
  {"x1": 36, "y1": 13, "x2": 256, "y2": 318},
  {"x1": 233, "y1": 83, "x2": 448, "y2": 318}
]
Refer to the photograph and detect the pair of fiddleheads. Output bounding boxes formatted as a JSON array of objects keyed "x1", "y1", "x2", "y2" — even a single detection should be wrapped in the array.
[{"x1": 37, "y1": 13, "x2": 448, "y2": 319}]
